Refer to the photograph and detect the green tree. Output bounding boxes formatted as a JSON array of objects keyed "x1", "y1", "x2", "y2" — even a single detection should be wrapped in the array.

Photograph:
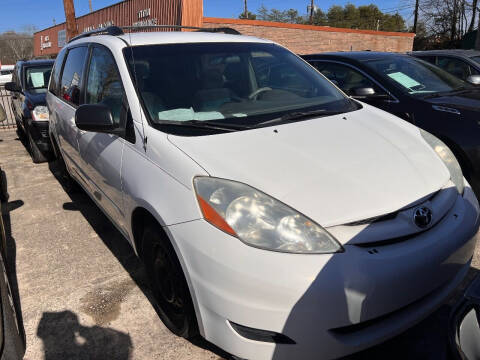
[{"x1": 239, "y1": 11, "x2": 256, "y2": 20}]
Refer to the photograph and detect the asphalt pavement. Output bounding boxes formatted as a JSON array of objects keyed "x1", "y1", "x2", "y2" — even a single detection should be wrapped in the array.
[{"x1": 0, "y1": 128, "x2": 478, "y2": 360}]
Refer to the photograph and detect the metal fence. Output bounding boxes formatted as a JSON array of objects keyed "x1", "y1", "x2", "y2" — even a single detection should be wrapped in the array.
[{"x1": 0, "y1": 86, "x2": 16, "y2": 131}]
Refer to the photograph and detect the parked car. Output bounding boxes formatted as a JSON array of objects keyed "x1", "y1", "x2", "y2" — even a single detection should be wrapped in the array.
[
  {"x1": 0, "y1": 103, "x2": 5, "y2": 124},
  {"x1": 0, "y1": 65, "x2": 14, "y2": 86},
  {"x1": 5, "y1": 60, "x2": 54, "y2": 163},
  {"x1": 449, "y1": 275, "x2": 480, "y2": 360},
  {"x1": 0, "y1": 114, "x2": 26, "y2": 359},
  {"x1": 48, "y1": 28, "x2": 479, "y2": 360},
  {"x1": 303, "y1": 51, "x2": 480, "y2": 196},
  {"x1": 410, "y1": 49, "x2": 480, "y2": 84}
]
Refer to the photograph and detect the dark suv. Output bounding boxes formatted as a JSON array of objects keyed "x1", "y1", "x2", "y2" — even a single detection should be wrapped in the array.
[{"x1": 5, "y1": 60, "x2": 54, "y2": 163}]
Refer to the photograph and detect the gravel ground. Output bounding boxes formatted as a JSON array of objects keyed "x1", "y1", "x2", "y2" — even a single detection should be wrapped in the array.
[{"x1": 0, "y1": 128, "x2": 478, "y2": 360}]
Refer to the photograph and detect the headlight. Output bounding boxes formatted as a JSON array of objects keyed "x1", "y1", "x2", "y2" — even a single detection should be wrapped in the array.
[
  {"x1": 31, "y1": 106, "x2": 49, "y2": 121},
  {"x1": 420, "y1": 129, "x2": 464, "y2": 194},
  {"x1": 193, "y1": 177, "x2": 343, "y2": 254}
]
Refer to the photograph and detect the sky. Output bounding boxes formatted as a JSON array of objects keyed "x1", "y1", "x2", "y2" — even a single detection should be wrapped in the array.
[{"x1": 0, "y1": 0, "x2": 416, "y2": 33}]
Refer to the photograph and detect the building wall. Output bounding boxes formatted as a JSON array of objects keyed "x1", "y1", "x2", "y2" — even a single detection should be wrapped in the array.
[
  {"x1": 34, "y1": 1, "x2": 414, "y2": 57},
  {"x1": 34, "y1": 0, "x2": 202, "y2": 57},
  {"x1": 203, "y1": 18, "x2": 415, "y2": 54}
]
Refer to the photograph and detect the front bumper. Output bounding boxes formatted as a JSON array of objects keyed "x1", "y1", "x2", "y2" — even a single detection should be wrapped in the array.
[
  {"x1": 168, "y1": 185, "x2": 479, "y2": 360},
  {"x1": 27, "y1": 120, "x2": 50, "y2": 151}
]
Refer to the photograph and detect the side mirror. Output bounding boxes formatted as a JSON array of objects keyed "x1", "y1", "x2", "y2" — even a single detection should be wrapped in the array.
[
  {"x1": 75, "y1": 104, "x2": 115, "y2": 133},
  {"x1": 352, "y1": 87, "x2": 391, "y2": 100},
  {"x1": 353, "y1": 87, "x2": 376, "y2": 96},
  {"x1": 0, "y1": 105, "x2": 6, "y2": 123},
  {"x1": 4, "y1": 82, "x2": 21, "y2": 93},
  {"x1": 466, "y1": 75, "x2": 480, "y2": 85}
]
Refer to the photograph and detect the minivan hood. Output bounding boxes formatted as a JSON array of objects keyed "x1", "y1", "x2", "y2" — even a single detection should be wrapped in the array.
[{"x1": 169, "y1": 105, "x2": 450, "y2": 227}]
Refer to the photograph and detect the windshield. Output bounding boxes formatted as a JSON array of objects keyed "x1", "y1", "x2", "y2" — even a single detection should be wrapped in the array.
[
  {"x1": 362, "y1": 56, "x2": 471, "y2": 97},
  {"x1": 25, "y1": 65, "x2": 52, "y2": 90},
  {"x1": 124, "y1": 42, "x2": 356, "y2": 134}
]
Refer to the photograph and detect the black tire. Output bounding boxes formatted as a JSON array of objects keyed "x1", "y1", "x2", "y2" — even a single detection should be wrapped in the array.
[
  {"x1": 141, "y1": 221, "x2": 198, "y2": 339},
  {"x1": 0, "y1": 257, "x2": 25, "y2": 359},
  {"x1": 15, "y1": 121, "x2": 24, "y2": 140},
  {"x1": 26, "y1": 127, "x2": 47, "y2": 164},
  {"x1": 50, "y1": 137, "x2": 79, "y2": 194},
  {"x1": 0, "y1": 169, "x2": 8, "y2": 203}
]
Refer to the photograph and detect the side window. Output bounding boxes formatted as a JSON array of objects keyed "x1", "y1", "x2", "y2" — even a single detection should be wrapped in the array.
[
  {"x1": 85, "y1": 46, "x2": 124, "y2": 126},
  {"x1": 49, "y1": 48, "x2": 67, "y2": 95},
  {"x1": 60, "y1": 46, "x2": 88, "y2": 106},
  {"x1": 436, "y1": 56, "x2": 471, "y2": 80},
  {"x1": 418, "y1": 56, "x2": 436, "y2": 64},
  {"x1": 313, "y1": 61, "x2": 386, "y2": 96}
]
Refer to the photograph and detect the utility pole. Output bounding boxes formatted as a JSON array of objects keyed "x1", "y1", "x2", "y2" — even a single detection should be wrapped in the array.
[
  {"x1": 413, "y1": 0, "x2": 419, "y2": 33},
  {"x1": 243, "y1": 0, "x2": 248, "y2": 18},
  {"x1": 63, "y1": 0, "x2": 78, "y2": 40},
  {"x1": 309, "y1": 0, "x2": 314, "y2": 24},
  {"x1": 89, "y1": 0, "x2": 93, "y2": 13}
]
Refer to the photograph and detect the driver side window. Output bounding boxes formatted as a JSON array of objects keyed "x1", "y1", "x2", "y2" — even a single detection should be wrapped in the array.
[
  {"x1": 85, "y1": 46, "x2": 124, "y2": 127},
  {"x1": 313, "y1": 61, "x2": 385, "y2": 96}
]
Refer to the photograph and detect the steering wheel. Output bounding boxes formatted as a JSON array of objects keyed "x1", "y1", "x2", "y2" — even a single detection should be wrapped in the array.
[{"x1": 248, "y1": 87, "x2": 272, "y2": 100}]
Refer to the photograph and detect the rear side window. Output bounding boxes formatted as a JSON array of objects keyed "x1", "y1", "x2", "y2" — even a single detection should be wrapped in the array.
[
  {"x1": 60, "y1": 46, "x2": 88, "y2": 106},
  {"x1": 436, "y1": 56, "x2": 477, "y2": 80},
  {"x1": 85, "y1": 46, "x2": 124, "y2": 126},
  {"x1": 49, "y1": 48, "x2": 67, "y2": 95},
  {"x1": 418, "y1": 56, "x2": 436, "y2": 64}
]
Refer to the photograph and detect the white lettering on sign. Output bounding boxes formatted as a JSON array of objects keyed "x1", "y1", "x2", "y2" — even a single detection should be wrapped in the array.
[
  {"x1": 41, "y1": 41, "x2": 52, "y2": 50},
  {"x1": 83, "y1": 21, "x2": 115, "y2": 33},
  {"x1": 44, "y1": 36, "x2": 50, "y2": 41},
  {"x1": 133, "y1": 18, "x2": 158, "y2": 27},
  {"x1": 138, "y1": 8, "x2": 151, "y2": 19}
]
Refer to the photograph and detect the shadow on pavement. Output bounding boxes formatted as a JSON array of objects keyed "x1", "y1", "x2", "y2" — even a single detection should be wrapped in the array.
[
  {"x1": 0, "y1": 170, "x2": 26, "y2": 348},
  {"x1": 37, "y1": 310, "x2": 132, "y2": 360},
  {"x1": 47, "y1": 160, "x2": 232, "y2": 359}
]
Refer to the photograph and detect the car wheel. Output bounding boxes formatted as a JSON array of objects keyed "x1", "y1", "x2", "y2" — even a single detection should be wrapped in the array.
[
  {"x1": 0, "y1": 258, "x2": 25, "y2": 359},
  {"x1": 50, "y1": 137, "x2": 79, "y2": 193},
  {"x1": 15, "y1": 120, "x2": 24, "y2": 140},
  {"x1": 142, "y1": 221, "x2": 198, "y2": 339},
  {"x1": 26, "y1": 127, "x2": 46, "y2": 164},
  {"x1": 0, "y1": 168, "x2": 8, "y2": 203}
]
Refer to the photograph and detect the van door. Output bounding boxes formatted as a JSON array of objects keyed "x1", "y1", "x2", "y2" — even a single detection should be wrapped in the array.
[
  {"x1": 56, "y1": 46, "x2": 88, "y2": 179},
  {"x1": 77, "y1": 44, "x2": 127, "y2": 229}
]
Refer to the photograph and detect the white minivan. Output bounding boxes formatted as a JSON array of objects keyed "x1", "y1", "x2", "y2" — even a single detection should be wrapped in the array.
[{"x1": 48, "y1": 27, "x2": 479, "y2": 360}]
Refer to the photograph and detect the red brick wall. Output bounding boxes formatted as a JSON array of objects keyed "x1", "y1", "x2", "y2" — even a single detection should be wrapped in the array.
[{"x1": 203, "y1": 18, "x2": 415, "y2": 54}]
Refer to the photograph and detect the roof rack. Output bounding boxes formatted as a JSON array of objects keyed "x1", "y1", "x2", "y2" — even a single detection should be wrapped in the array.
[
  {"x1": 68, "y1": 24, "x2": 241, "y2": 43},
  {"x1": 68, "y1": 26, "x2": 124, "y2": 43},
  {"x1": 121, "y1": 25, "x2": 241, "y2": 35}
]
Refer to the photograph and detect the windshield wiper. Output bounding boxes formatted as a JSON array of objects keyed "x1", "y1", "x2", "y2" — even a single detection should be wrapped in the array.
[
  {"x1": 252, "y1": 109, "x2": 346, "y2": 128},
  {"x1": 156, "y1": 119, "x2": 251, "y2": 132}
]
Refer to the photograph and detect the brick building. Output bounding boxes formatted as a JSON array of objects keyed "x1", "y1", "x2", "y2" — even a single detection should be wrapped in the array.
[{"x1": 34, "y1": 0, "x2": 414, "y2": 57}]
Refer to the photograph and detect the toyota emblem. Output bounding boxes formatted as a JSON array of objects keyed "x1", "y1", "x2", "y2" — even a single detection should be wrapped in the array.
[{"x1": 413, "y1": 206, "x2": 433, "y2": 228}]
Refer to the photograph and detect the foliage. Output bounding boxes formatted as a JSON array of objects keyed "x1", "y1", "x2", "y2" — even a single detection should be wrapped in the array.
[
  {"x1": 239, "y1": 11, "x2": 256, "y2": 20},
  {"x1": 0, "y1": 31, "x2": 34, "y2": 64},
  {"x1": 257, "y1": 5, "x2": 304, "y2": 24},
  {"x1": 246, "y1": 4, "x2": 406, "y2": 32}
]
